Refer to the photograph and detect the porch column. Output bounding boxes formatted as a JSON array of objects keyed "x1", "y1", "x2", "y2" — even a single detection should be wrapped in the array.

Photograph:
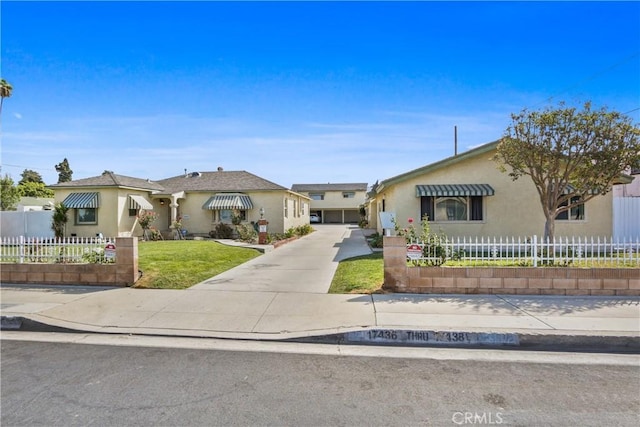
[{"x1": 170, "y1": 197, "x2": 180, "y2": 224}]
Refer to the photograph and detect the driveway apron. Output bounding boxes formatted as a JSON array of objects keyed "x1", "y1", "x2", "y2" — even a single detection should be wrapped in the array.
[{"x1": 191, "y1": 224, "x2": 373, "y2": 294}]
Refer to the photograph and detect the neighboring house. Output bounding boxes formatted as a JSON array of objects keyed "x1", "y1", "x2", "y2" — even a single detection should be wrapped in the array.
[
  {"x1": 16, "y1": 197, "x2": 54, "y2": 212},
  {"x1": 48, "y1": 169, "x2": 310, "y2": 238},
  {"x1": 613, "y1": 168, "x2": 640, "y2": 197},
  {"x1": 367, "y1": 141, "x2": 628, "y2": 239},
  {"x1": 612, "y1": 168, "x2": 640, "y2": 239},
  {"x1": 48, "y1": 172, "x2": 165, "y2": 238},
  {"x1": 290, "y1": 183, "x2": 368, "y2": 224}
]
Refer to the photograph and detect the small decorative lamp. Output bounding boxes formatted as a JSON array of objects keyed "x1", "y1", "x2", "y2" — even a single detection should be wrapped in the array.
[{"x1": 259, "y1": 207, "x2": 265, "y2": 219}]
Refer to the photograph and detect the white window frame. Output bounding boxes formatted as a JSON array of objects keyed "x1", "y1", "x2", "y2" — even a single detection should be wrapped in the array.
[{"x1": 76, "y1": 208, "x2": 97, "y2": 225}]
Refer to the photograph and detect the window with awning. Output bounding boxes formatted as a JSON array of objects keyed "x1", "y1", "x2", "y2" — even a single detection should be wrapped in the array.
[
  {"x1": 62, "y1": 192, "x2": 100, "y2": 225},
  {"x1": 417, "y1": 185, "x2": 494, "y2": 222},
  {"x1": 202, "y1": 194, "x2": 253, "y2": 210},
  {"x1": 62, "y1": 192, "x2": 100, "y2": 208},
  {"x1": 415, "y1": 184, "x2": 494, "y2": 197},
  {"x1": 128, "y1": 195, "x2": 153, "y2": 210}
]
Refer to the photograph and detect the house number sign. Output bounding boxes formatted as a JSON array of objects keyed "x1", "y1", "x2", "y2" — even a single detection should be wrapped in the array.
[{"x1": 345, "y1": 329, "x2": 519, "y2": 346}]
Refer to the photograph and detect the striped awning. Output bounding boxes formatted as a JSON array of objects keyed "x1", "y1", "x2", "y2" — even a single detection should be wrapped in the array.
[
  {"x1": 202, "y1": 194, "x2": 253, "y2": 210},
  {"x1": 128, "y1": 195, "x2": 153, "y2": 210},
  {"x1": 415, "y1": 184, "x2": 495, "y2": 197},
  {"x1": 62, "y1": 192, "x2": 100, "y2": 208}
]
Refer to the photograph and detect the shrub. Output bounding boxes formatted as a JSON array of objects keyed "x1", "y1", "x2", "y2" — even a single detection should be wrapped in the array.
[
  {"x1": 394, "y1": 215, "x2": 449, "y2": 266},
  {"x1": 81, "y1": 247, "x2": 114, "y2": 264},
  {"x1": 295, "y1": 224, "x2": 313, "y2": 236},
  {"x1": 237, "y1": 224, "x2": 257, "y2": 243},
  {"x1": 209, "y1": 223, "x2": 234, "y2": 239},
  {"x1": 368, "y1": 232, "x2": 383, "y2": 248}
]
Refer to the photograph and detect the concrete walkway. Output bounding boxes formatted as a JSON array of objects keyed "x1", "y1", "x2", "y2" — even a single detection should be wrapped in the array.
[
  {"x1": 1, "y1": 225, "x2": 639, "y2": 349},
  {"x1": 193, "y1": 224, "x2": 372, "y2": 293}
]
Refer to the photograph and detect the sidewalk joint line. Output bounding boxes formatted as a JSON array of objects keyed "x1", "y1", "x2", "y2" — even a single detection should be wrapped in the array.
[
  {"x1": 251, "y1": 292, "x2": 280, "y2": 333},
  {"x1": 370, "y1": 294, "x2": 378, "y2": 327},
  {"x1": 496, "y1": 294, "x2": 557, "y2": 330}
]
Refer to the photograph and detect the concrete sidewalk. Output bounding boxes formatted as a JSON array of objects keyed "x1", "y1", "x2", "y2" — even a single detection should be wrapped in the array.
[{"x1": 1, "y1": 225, "x2": 639, "y2": 350}]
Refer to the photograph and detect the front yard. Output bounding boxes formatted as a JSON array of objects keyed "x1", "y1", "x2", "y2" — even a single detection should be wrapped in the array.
[
  {"x1": 136, "y1": 240, "x2": 261, "y2": 289},
  {"x1": 136, "y1": 239, "x2": 385, "y2": 292}
]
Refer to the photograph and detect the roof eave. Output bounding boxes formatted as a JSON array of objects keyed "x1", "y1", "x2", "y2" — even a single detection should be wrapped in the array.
[{"x1": 376, "y1": 140, "x2": 500, "y2": 194}]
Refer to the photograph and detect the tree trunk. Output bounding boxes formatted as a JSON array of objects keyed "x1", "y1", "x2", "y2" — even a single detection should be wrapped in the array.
[{"x1": 543, "y1": 216, "x2": 555, "y2": 242}]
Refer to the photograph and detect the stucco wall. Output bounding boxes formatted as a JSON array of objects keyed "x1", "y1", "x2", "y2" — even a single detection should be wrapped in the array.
[
  {"x1": 54, "y1": 188, "x2": 155, "y2": 238},
  {"x1": 374, "y1": 151, "x2": 614, "y2": 239},
  {"x1": 169, "y1": 190, "x2": 309, "y2": 236},
  {"x1": 305, "y1": 190, "x2": 367, "y2": 210}
]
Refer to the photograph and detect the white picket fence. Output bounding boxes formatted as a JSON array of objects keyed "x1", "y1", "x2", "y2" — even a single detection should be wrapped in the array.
[
  {"x1": 406, "y1": 235, "x2": 640, "y2": 267},
  {"x1": 0, "y1": 236, "x2": 116, "y2": 264}
]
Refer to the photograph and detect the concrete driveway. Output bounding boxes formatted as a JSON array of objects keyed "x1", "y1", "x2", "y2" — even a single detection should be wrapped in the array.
[{"x1": 191, "y1": 224, "x2": 373, "y2": 294}]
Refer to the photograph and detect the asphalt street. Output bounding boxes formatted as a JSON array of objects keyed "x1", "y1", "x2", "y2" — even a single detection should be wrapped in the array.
[{"x1": 2, "y1": 335, "x2": 639, "y2": 427}]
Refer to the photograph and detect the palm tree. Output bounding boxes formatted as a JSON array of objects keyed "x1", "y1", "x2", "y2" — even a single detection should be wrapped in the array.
[{"x1": 0, "y1": 79, "x2": 13, "y2": 116}]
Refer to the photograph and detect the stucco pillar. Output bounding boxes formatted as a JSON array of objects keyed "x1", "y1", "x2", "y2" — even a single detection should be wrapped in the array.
[
  {"x1": 383, "y1": 236, "x2": 408, "y2": 291},
  {"x1": 170, "y1": 198, "x2": 179, "y2": 225},
  {"x1": 115, "y1": 237, "x2": 139, "y2": 286}
]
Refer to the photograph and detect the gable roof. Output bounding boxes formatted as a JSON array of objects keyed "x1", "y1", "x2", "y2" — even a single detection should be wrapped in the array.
[
  {"x1": 48, "y1": 171, "x2": 165, "y2": 192},
  {"x1": 291, "y1": 183, "x2": 368, "y2": 192},
  {"x1": 157, "y1": 170, "x2": 288, "y2": 193},
  {"x1": 377, "y1": 140, "x2": 499, "y2": 193}
]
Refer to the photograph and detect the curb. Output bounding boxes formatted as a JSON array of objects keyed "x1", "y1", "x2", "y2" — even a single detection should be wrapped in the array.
[{"x1": 3, "y1": 316, "x2": 639, "y2": 354}]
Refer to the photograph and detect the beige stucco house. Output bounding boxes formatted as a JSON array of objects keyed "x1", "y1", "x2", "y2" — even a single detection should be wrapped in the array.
[
  {"x1": 290, "y1": 183, "x2": 368, "y2": 224},
  {"x1": 49, "y1": 169, "x2": 310, "y2": 238},
  {"x1": 367, "y1": 141, "x2": 623, "y2": 239}
]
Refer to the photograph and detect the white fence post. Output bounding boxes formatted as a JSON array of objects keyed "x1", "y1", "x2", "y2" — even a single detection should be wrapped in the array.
[
  {"x1": 19, "y1": 235, "x2": 25, "y2": 264},
  {"x1": 532, "y1": 235, "x2": 538, "y2": 267}
]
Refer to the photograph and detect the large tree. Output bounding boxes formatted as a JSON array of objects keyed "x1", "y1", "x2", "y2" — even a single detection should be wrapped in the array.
[
  {"x1": 17, "y1": 181, "x2": 54, "y2": 198},
  {"x1": 0, "y1": 174, "x2": 21, "y2": 211},
  {"x1": 494, "y1": 102, "x2": 640, "y2": 241},
  {"x1": 0, "y1": 78, "x2": 12, "y2": 116},
  {"x1": 55, "y1": 158, "x2": 73, "y2": 183},
  {"x1": 19, "y1": 169, "x2": 44, "y2": 185},
  {"x1": 16, "y1": 169, "x2": 53, "y2": 198}
]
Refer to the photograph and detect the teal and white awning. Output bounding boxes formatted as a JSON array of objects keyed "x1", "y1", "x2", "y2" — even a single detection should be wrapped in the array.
[
  {"x1": 202, "y1": 194, "x2": 253, "y2": 210},
  {"x1": 128, "y1": 194, "x2": 153, "y2": 210},
  {"x1": 62, "y1": 192, "x2": 100, "y2": 208},
  {"x1": 415, "y1": 184, "x2": 495, "y2": 197}
]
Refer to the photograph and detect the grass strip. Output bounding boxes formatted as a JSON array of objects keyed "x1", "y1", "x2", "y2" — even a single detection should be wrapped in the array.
[
  {"x1": 136, "y1": 240, "x2": 261, "y2": 289},
  {"x1": 329, "y1": 252, "x2": 384, "y2": 294}
]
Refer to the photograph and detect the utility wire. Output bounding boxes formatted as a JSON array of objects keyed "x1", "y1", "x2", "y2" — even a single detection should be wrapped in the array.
[{"x1": 529, "y1": 51, "x2": 640, "y2": 110}]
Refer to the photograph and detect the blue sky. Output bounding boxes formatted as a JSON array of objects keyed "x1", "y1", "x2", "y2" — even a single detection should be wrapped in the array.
[{"x1": 1, "y1": 1, "x2": 639, "y2": 188}]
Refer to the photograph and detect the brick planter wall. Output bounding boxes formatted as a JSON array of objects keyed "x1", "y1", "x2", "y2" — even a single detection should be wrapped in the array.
[
  {"x1": 1, "y1": 237, "x2": 139, "y2": 287},
  {"x1": 383, "y1": 236, "x2": 640, "y2": 296}
]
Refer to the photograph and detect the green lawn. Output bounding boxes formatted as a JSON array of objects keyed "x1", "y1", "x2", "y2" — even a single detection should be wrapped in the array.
[
  {"x1": 137, "y1": 240, "x2": 385, "y2": 292},
  {"x1": 136, "y1": 240, "x2": 261, "y2": 289},
  {"x1": 329, "y1": 252, "x2": 384, "y2": 294}
]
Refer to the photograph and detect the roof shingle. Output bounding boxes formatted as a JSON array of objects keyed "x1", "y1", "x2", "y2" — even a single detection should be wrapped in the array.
[
  {"x1": 158, "y1": 170, "x2": 287, "y2": 193},
  {"x1": 291, "y1": 183, "x2": 368, "y2": 192},
  {"x1": 48, "y1": 172, "x2": 164, "y2": 191}
]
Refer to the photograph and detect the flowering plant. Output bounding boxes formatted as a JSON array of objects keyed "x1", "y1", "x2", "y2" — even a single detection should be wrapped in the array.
[
  {"x1": 393, "y1": 215, "x2": 449, "y2": 266},
  {"x1": 137, "y1": 211, "x2": 158, "y2": 230},
  {"x1": 137, "y1": 211, "x2": 159, "y2": 240},
  {"x1": 393, "y1": 216, "x2": 429, "y2": 243}
]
